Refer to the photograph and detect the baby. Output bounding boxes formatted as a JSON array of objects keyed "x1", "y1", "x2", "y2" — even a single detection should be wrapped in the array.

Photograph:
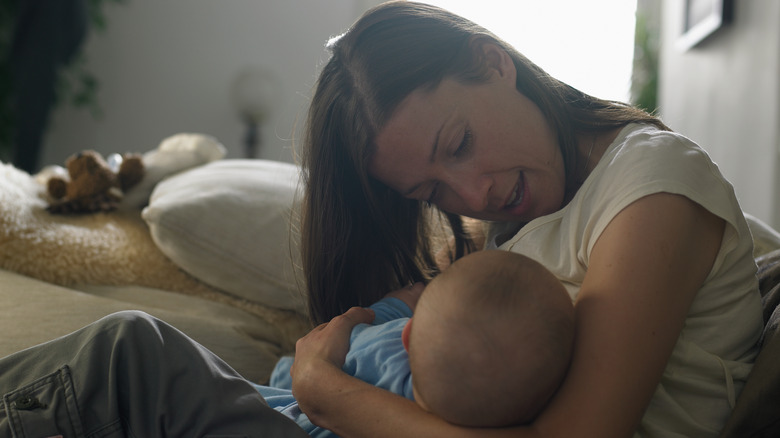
[
  {"x1": 259, "y1": 250, "x2": 574, "y2": 433},
  {"x1": 407, "y1": 249, "x2": 574, "y2": 426}
]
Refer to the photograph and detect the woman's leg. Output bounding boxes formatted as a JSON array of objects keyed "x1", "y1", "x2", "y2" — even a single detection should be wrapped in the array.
[{"x1": 0, "y1": 310, "x2": 307, "y2": 437}]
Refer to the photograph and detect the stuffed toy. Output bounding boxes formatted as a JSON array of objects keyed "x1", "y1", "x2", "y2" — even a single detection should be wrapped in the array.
[
  {"x1": 46, "y1": 150, "x2": 145, "y2": 214},
  {"x1": 41, "y1": 133, "x2": 225, "y2": 214}
]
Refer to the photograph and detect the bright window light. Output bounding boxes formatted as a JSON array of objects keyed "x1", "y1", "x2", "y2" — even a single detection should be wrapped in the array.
[{"x1": 422, "y1": 1, "x2": 638, "y2": 102}]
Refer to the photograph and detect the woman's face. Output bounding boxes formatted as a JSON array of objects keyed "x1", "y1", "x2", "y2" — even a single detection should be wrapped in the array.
[{"x1": 370, "y1": 70, "x2": 566, "y2": 223}]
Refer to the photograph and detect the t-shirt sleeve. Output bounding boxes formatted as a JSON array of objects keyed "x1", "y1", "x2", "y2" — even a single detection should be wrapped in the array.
[{"x1": 580, "y1": 128, "x2": 750, "y2": 260}]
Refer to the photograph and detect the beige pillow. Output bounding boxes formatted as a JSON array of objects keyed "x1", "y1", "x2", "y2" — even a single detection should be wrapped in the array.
[
  {"x1": 142, "y1": 159, "x2": 306, "y2": 313},
  {"x1": 746, "y1": 213, "x2": 780, "y2": 258}
]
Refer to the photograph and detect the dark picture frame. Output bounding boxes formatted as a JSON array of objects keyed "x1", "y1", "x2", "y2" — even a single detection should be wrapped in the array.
[{"x1": 677, "y1": 0, "x2": 734, "y2": 51}]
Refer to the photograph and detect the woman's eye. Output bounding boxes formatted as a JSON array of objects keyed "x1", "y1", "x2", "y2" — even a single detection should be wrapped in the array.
[{"x1": 454, "y1": 127, "x2": 473, "y2": 157}]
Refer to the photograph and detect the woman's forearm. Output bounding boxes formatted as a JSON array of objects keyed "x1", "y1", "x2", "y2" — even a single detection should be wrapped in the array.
[
  {"x1": 295, "y1": 360, "x2": 435, "y2": 436},
  {"x1": 295, "y1": 360, "x2": 539, "y2": 438}
]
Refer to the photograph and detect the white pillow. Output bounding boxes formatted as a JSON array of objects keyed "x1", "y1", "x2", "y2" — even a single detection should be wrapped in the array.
[{"x1": 142, "y1": 159, "x2": 306, "y2": 313}]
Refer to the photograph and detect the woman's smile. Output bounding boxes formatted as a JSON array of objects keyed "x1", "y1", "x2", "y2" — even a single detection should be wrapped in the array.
[{"x1": 503, "y1": 172, "x2": 527, "y2": 214}]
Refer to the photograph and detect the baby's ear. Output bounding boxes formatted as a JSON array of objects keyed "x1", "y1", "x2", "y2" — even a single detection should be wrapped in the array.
[{"x1": 402, "y1": 318, "x2": 413, "y2": 352}]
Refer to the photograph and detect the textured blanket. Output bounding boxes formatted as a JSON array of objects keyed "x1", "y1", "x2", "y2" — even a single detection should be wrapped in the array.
[{"x1": 0, "y1": 161, "x2": 220, "y2": 292}]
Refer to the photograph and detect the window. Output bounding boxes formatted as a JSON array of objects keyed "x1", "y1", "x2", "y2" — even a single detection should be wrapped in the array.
[{"x1": 423, "y1": 1, "x2": 638, "y2": 102}]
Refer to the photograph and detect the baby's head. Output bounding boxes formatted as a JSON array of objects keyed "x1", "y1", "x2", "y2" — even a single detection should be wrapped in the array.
[{"x1": 402, "y1": 250, "x2": 574, "y2": 427}]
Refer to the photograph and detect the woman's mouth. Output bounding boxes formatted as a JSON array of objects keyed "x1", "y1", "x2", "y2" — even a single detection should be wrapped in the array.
[{"x1": 505, "y1": 173, "x2": 525, "y2": 210}]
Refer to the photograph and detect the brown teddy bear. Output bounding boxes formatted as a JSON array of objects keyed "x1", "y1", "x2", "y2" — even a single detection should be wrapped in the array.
[{"x1": 46, "y1": 150, "x2": 145, "y2": 214}]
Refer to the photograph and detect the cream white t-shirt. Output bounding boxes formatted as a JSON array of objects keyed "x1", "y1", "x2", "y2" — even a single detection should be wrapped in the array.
[{"x1": 486, "y1": 124, "x2": 763, "y2": 438}]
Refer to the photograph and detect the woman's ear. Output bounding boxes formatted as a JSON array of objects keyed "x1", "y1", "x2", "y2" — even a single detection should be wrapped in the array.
[
  {"x1": 402, "y1": 318, "x2": 413, "y2": 352},
  {"x1": 471, "y1": 37, "x2": 517, "y2": 84}
]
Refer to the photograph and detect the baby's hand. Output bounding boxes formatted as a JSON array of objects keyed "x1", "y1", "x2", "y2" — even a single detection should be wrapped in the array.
[{"x1": 384, "y1": 282, "x2": 425, "y2": 311}]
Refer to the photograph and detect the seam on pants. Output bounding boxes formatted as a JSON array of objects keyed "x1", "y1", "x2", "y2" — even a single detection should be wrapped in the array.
[{"x1": 59, "y1": 365, "x2": 87, "y2": 435}]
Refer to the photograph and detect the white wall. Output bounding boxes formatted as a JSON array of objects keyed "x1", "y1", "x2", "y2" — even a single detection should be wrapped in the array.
[
  {"x1": 41, "y1": 0, "x2": 381, "y2": 167},
  {"x1": 658, "y1": 0, "x2": 780, "y2": 228}
]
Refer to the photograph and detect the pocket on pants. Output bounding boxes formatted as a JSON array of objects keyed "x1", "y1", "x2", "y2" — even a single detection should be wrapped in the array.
[{"x1": 2, "y1": 365, "x2": 86, "y2": 438}]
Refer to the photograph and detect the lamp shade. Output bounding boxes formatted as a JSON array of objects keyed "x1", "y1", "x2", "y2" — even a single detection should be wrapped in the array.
[{"x1": 230, "y1": 66, "x2": 281, "y2": 124}]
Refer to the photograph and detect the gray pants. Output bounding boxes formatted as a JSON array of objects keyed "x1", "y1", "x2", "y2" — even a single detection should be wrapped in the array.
[{"x1": 0, "y1": 311, "x2": 308, "y2": 437}]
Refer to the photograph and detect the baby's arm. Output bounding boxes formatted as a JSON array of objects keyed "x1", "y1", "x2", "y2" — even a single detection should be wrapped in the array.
[{"x1": 270, "y1": 282, "x2": 423, "y2": 388}]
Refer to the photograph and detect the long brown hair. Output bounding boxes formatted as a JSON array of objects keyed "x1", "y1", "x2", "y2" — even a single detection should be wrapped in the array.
[{"x1": 300, "y1": 1, "x2": 668, "y2": 324}]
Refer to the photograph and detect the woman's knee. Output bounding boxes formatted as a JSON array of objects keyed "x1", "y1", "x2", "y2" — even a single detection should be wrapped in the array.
[
  {"x1": 93, "y1": 310, "x2": 169, "y2": 347},
  {"x1": 97, "y1": 310, "x2": 158, "y2": 329}
]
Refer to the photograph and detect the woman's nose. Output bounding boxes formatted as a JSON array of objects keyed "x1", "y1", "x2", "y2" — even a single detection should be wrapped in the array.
[{"x1": 447, "y1": 172, "x2": 492, "y2": 212}]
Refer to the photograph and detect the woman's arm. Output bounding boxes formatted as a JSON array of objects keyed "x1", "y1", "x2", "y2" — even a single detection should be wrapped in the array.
[
  {"x1": 533, "y1": 193, "x2": 724, "y2": 437},
  {"x1": 292, "y1": 193, "x2": 725, "y2": 438}
]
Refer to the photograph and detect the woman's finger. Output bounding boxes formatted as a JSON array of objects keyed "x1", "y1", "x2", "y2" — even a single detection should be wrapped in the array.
[
  {"x1": 291, "y1": 306, "x2": 375, "y2": 377},
  {"x1": 337, "y1": 306, "x2": 375, "y2": 326}
]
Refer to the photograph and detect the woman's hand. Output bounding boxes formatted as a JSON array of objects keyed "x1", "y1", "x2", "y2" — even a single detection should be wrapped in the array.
[
  {"x1": 290, "y1": 307, "x2": 374, "y2": 419},
  {"x1": 289, "y1": 307, "x2": 489, "y2": 438},
  {"x1": 384, "y1": 282, "x2": 425, "y2": 311}
]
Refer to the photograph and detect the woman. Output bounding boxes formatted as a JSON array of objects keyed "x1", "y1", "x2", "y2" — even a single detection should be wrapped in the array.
[{"x1": 291, "y1": 2, "x2": 763, "y2": 437}]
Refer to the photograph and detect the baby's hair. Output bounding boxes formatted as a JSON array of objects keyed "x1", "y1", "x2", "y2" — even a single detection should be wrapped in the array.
[{"x1": 409, "y1": 251, "x2": 574, "y2": 426}]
